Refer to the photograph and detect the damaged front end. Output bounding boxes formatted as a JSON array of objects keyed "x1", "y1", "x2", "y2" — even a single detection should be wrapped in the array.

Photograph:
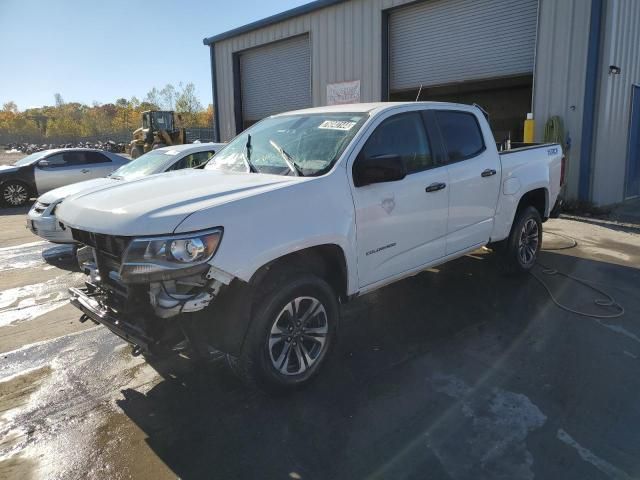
[{"x1": 68, "y1": 227, "x2": 236, "y2": 358}]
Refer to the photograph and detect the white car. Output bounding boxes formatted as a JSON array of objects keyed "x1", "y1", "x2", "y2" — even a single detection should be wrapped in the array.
[
  {"x1": 27, "y1": 143, "x2": 225, "y2": 243},
  {"x1": 58, "y1": 102, "x2": 562, "y2": 391}
]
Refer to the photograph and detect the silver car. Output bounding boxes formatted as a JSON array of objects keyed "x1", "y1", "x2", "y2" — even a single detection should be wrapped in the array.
[
  {"x1": 1, "y1": 148, "x2": 128, "y2": 207},
  {"x1": 27, "y1": 143, "x2": 225, "y2": 243}
]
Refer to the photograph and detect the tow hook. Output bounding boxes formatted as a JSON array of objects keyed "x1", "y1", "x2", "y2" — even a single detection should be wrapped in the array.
[
  {"x1": 79, "y1": 314, "x2": 89, "y2": 323},
  {"x1": 131, "y1": 345, "x2": 143, "y2": 357}
]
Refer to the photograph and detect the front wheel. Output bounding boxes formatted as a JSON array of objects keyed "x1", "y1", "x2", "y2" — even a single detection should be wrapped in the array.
[
  {"x1": 498, "y1": 206, "x2": 542, "y2": 274},
  {"x1": 229, "y1": 272, "x2": 338, "y2": 392},
  {"x1": 2, "y1": 181, "x2": 30, "y2": 207}
]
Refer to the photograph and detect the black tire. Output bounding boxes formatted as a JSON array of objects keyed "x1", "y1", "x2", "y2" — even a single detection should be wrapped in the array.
[
  {"x1": 130, "y1": 144, "x2": 143, "y2": 159},
  {"x1": 499, "y1": 206, "x2": 543, "y2": 274},
  {"x1": 2, "y1": 180, "x2": 30, "y2": 207},
  {"x1": 228, "y1": 270, "x2": 338, "y2": 393}
]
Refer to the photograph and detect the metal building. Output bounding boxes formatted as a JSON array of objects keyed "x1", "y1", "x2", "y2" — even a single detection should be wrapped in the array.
[{"x1": 204, "y1": 0, "x2": 640, "y2": 205}]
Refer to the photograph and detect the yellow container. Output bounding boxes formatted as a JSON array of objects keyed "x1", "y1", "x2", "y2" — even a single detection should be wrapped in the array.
[{"x1": 524, "y1": 113, "x2": 535, "y2": 143}]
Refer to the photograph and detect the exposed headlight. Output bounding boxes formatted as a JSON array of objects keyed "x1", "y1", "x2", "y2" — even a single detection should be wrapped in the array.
[{"x1": 120, "y1": 228, "x2": 223, "y2": 283}]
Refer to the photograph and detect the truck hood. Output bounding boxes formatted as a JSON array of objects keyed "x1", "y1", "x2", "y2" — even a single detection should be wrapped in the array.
[
  {"x1": 38, "y1": 177, "x2": 116, "y2": 204},
  {"x1": 57, "y1": 169, "x2": 299, "y2": 236}
]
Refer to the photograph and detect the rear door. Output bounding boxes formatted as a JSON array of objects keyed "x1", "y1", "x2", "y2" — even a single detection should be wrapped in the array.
[
  {"x1": 351, "y1": 110, "x2": 449, "y2": 288},
  {"x1": 83, "y1": 151, "x2": 115, "y2": 178},
  {"x1": 435, "y1": 110, "x2": 501, "y2": 254}
]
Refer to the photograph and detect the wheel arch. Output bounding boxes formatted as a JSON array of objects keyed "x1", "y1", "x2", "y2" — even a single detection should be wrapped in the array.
[
  {"x1": 516, "y1": 187, "x2": 549, "y2": 220},
  {"x1": 249, "y1": 243, "x2": 349, "y2": 302}
]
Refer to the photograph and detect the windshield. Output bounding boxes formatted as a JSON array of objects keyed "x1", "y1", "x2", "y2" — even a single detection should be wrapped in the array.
[
  {"x1": 206, "y1": 112, "x2": 368, "y2": 176},
  {"x1": 110, "y1": 149, "x2": 175, "y2": 180},
  {"x1": 13, "y1": 150, "x2": 50, "y2": 166}
]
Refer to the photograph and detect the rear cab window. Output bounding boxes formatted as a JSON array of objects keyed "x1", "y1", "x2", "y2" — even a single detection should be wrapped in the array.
[{"x1": 436, "y1": 110, "x2": 485, "y2": 163}]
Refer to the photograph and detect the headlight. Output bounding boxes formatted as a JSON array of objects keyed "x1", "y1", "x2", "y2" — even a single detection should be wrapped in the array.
[{"x1": 120, "y1": 228, "x2": 222, "y2": 283}]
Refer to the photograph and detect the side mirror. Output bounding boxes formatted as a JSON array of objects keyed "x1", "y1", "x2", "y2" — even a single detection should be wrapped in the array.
[{"x1": 353, "y1": 154, "x2": 406, "y2": 187}]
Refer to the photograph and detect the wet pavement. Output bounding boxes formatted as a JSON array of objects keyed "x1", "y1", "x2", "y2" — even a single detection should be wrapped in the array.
[{"x1": 0, "y1": 207, "x2": 639, "y2": 480}]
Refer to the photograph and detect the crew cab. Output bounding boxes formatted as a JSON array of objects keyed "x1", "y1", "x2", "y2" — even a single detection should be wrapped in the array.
[
  {"x1": 27, "y1": 143, "x2": 225, "y2": 243},
  {"x1": 57, "y1": 102, "x2": 562, "y2": 391}
]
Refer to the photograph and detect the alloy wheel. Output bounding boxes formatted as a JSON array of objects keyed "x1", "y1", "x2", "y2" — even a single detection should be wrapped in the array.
[
  {"x1": 268, "y1": 296, "x2": 329, "y2": 376},
  {"x1": 3, "y1": 184, "x2": 28, "y2": 206},
  {"x1": 518, "y1": 218, "x2": 539, "y2": 266}
]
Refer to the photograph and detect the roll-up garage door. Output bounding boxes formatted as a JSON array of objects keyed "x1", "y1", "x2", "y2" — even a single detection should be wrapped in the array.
[
  {"x1": 389, "y1": 0, "x2": 538, "y2": 92},
  {"x1": 240, "y1": 35, "x2": 311, "y2": 126}
]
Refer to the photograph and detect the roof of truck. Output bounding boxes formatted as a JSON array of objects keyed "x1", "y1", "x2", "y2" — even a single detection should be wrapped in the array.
[{"x1": 273, "y1": 101, "x2": 480, "y2": 116}]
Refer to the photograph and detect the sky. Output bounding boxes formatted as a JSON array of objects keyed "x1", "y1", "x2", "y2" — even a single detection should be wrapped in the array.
[{"x1": 0, "y1": 0, "x2": 310, "y2": 110}]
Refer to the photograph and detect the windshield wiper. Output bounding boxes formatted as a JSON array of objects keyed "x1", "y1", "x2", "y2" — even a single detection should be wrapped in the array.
[
  {"x1": 269, "y1": 140, "x2": 303, "y2": 177},
  {"x1": 244, "y1": 135, "x2": 258, "y2": 173}
]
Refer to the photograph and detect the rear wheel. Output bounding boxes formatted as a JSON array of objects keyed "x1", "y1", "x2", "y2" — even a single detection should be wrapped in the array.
[
  {"x1": 498, "y1": 206, "x2": 542, "y2": 274},
  {"x1": 228, "y1": 271, "x2": 338, "y2": 392},
  {"x1": 2, "y1": 181, "x2": 30, "y2": 207}
]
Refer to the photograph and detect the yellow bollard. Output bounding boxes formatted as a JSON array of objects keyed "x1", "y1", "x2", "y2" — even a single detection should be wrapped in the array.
[{"x1": 524, "y1": 113, "x2": 535, "y2": 143}]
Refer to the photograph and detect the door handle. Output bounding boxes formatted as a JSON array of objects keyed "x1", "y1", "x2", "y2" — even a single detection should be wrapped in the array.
[
  {"x1": 81, "y1": 169, "x2": 90, "y2": 173},
  {"x1": 481, "y1": 169, "x2": 497, "y2": 178},
  {"x1": 425, "y1": 182, "x2": 447, "y2": 193}
]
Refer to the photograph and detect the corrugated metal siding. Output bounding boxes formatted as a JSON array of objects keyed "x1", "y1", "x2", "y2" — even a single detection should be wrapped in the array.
[
  {"x1": 213, "y1": 0, "x2": 416, "y2": 140},
  {"x1": 591, "y1": 0, "x2": 640, "y2": 204},
  {"x1": 240, "y1": 35, "x2": 311, "y2": 121},
  {"x1": 389, "y1": 0, "x2": 538, "y2": 91},
  {"x1": 532, "y1": 0, "x2": 591, "y2": 200}
]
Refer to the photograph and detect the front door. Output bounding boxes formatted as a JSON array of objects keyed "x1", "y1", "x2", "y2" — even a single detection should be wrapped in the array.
[
  {"x1": 435, "y1": 110, "x2": 501, "y2": 254},
  {"x1": 34, "y1": 152, "x2": 87, "y2": 194},
  {"x1": 626, "y1": 85, "x2": 640, "y2": 198},
  {"x1": 351, "y1": 111, "x2": 449, "y2": 288}
]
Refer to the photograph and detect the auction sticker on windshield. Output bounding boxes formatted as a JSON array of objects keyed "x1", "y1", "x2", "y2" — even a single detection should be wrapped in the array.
[
  {"x1": 164, "y1": 150, "x2": 180, "y2": 155},
  {"x1": 318, "y1": 120, "x2": 357, "y2": 131}
]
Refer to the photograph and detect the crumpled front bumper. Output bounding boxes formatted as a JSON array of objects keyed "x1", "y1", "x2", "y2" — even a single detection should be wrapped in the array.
[{"x1": 69, "y1": 286, "x2": 158, "y2": 355}]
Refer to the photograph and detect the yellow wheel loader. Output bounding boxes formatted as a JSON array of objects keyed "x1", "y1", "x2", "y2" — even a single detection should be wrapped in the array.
[{"x1": 129, "y1": 111, "x2": 186, "y2": 159}]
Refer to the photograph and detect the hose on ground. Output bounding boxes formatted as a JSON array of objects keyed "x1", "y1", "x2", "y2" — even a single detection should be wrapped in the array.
[{"x1": 531, "y1": 231, "x2": 625, "y2": 319}]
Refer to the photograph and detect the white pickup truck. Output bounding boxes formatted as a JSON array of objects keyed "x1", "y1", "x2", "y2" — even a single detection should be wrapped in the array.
[{"x1": 58, "y1": 102, "x2": 563, "y2": 391}]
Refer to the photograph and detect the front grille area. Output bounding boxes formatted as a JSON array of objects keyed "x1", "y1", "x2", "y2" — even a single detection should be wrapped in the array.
[{"x1": 71, "y1": 229, "x2": 130, "y2": 259}]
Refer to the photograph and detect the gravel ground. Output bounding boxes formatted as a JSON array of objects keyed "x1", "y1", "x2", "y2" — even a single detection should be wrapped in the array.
[
  {"x1": 0, "y1": 208, "x2": 639, "y2": 479},
  {"x1": 0, "y1": 151, "x2": 27, "y2": 166}
]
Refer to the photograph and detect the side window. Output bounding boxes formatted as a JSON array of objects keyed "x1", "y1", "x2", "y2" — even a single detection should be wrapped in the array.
[
  {"x1": 62, "y1": 152, "x2": 87, "y2": 166},
  {"x1": 169, "y1": 151, "x2": 216, "y2": 171},
  {"x1": 361, "y1": 112, "x2": 433, "y2": 174},
  {"x1": 190, "y1": 151, "x2": 215, "y2": 167},
  {"x1": 84, "y1": 152, "x2": 111, "y2": 164},
  {"x1": 41, "y1": 153, "x2": 67, "y2": 167},
  {"x1": 168, "y1": 157, "x2": 187, "y2": 171},
  {"x1": 436, "y1": 111, "x2": 485, "y2": 162}
]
